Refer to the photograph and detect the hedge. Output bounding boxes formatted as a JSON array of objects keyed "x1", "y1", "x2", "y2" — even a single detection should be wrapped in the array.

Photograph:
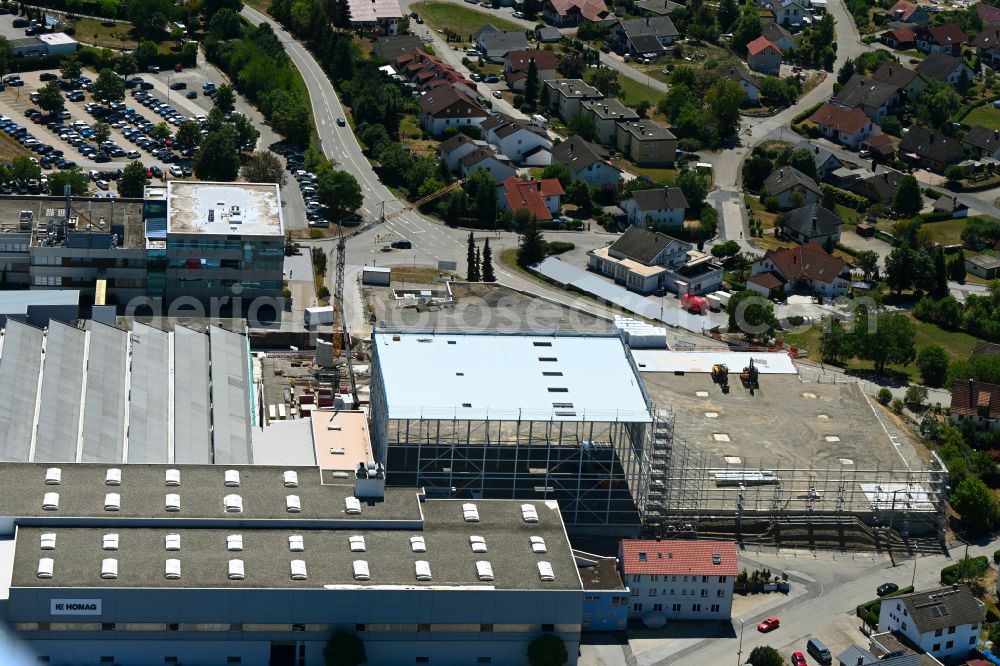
[
  {"x1": 792, "y1": 101, "x2": 824, "y2": 125},
  {"x1": 11, "y1": 44, "x2": 197, "y2": 74},
  {"x1": 940, "y1": 556, "x2": 989, "y2": 585},
  {"x1": 822, "y1": 184, "x2": 868, "y2": 211},
  {"x1": 924, "y1": 187, "x2": 944, "y2": 200},
  {"x1": 856, "y1": 585, "x2": 914, "y2": 627},
  {"x1": 24, "y1": 0, "x2": 124, "y2": 19}
]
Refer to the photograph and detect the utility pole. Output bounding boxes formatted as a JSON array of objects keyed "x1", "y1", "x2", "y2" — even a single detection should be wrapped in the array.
[{"x1": 736, "y1": 619, "x2": 745, "y2": 666}]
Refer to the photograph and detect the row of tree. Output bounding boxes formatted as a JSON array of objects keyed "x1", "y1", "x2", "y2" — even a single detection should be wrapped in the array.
[{"x1": 465, "y1": 233, "x2": 496, "y2": 282}]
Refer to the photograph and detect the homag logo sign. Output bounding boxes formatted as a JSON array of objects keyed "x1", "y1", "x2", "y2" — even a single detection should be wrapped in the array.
[{"x1": 51, "y1": 599, "x2": 102, "y2": 616}]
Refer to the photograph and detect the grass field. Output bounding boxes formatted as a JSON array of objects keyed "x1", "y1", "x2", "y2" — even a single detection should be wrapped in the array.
[
  {"x1": 419, "y1": 3, "x2": 522, "y2": 40},
  {"x1": 0, "y1": 134, "x2": 31, "y2": 162},
  {"x1": 71, "y1": 18, "x2": 139, "y2": 49},
  {"x1": 964, "y1": 103, "x2": 1000, "y2": 130},
  {"x1": 584, "y1": 70, "x2": 663, "y2": 108}
]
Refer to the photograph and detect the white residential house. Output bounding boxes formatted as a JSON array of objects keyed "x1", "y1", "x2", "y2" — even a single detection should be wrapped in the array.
[
  {"x1": 551, "y1": 135, "x2": 622, "y2": 188},
  {"x1": 620, "y1": 187, "x2": 688, "y2": 229},
  {"x1": 458, "y1": 147, "x2": 518, "y2": 183},
  {"x1": 418, "y1": 84, "x2": 489, "y2": 137},
  {"x1": 544, "y1": 79, "x2": 604, "y2": 123},
  {"x1": 481, "y1": 115, "x2": 553, "y2": 166},
  {"x1": 439, "y1": 132, "x2": 480, "y2": 172},
  {"x1": 877, "y1": 585, "x2": 984, "y2": 662}
]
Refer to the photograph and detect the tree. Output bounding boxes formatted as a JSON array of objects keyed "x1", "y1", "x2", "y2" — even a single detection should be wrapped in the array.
[
  {"x1": 747, "y1": 646, "x2": 783, "y2": 666},
  {"x1": 932, "y1": 246, "x2": 948, "y2": 298},
  {"x1": 270, "y1": 98, "x2": 311, "y2": 144},
  {"x1": 92, "y1": 121, "x2": 111, "y2": 146},
  {"x1": 323, "y1": 630, "x2": 366, "y2": 666},
  {"x1": 589, "y1": 67, "x2": 621, "y2": 99},
  {"x1": 711, "y1": 240, "x2": 741, "y2": 262},
  {"x1": 527, "y1": 634, "x2": 568, "y2": 666},
  {"x1": 92, "y1": 68, "x2": 125, "y2": 105},
  {"x1": 705, "y1": 79, "x2": 745, "y2": 138},
  {"x1": 119, "y1": 161, "x2": 150, "y2": 198},
  {"x1": 892, "y1": 175, "x2": 922, "y2": 217},
  {"x1": 567, "y1": 113, "x2": 597, "y2": 142},
  {"x1": 311, "y1": 246, "x2": 328, "y2": 277},
  {"x1": 524, "y1": 58, "x2": 540, "y2": 110},
  {"x1": 0, "y1": 36, "x2": 12, "y2": 77},
  {"x1": 917, "y1": 345, "x2": 949, "y2": 387},
  {"x1": 820, "y1": 318, "x2": 849, "y2": 364},
  {"x1": 566, "y1": 179, "x2": 593, "y2": 217},
  {"x1": 208, "y1": 7, "x2": 243, "y2": 40},
  {"x1": 60, "y1": 55, "x2": 82, "y2": 80},
  {"x1": 950, "y1": 250, "x2": 967, "y2": 283},
  {"x1": 657, "y1": 83, "x2": 698, "y2": 124},
  {"x1": 541, "y1": 163, "x2": 574, "y2": 190},
  {"x1": 10, "y1": 156, "x2": 40, "y2": 182},
  {"x1": 786, "y1": 148, "x2": 818, "y2": 181},
  {"x1": 852, "y1": 311, "x2": 916, "y2": 374},
  {"x1": 466, "y1": 232, "x2": 480, "y2": 281},
  {"x1": 727, "y1": 290, "x2": 779, "y2": 342},
  {"x1": 316, "y1": 166, "x2": 363, "y2": 217},
  {"x1": 128, "y1": 0, "x2": 178, "y2": 40},
  {"x1": 150, "y1": 122, "x2": 172, "y2": 142},
  {"x1": 856, "y1": 249, "x2": 879, "y2": 280},
  {"x1": 444, "y1": 189, "x2": 467, "y2": 225},
  {"x1": 836, "y1": 56, "x2": 855, "y2": 84},
  {"x1": 742, "y1": 151, "x2": 773, "y2": 192},
  {"x1": 229, "y1": 113, "x2": 260, "y2": 153},
  {"x1": 904, "y1": 384, "x2": 928, "y2": 409},
  {"x1": 176, "y1": 121, "x2": 202, "y2": 150},
  {"x1": 731, "y1": 8, "x2": 762, "y2": 54},
  {"x1": 36, "y1": 81, "x2": 64, "y2": 117},
  {"x1": 116, "y1": 53, "x2": 138, "y2": 82},
  {"x1": 885, "y1": 246, "x2": 918, "y2": 294},
  {"x1": 241, "y1": 151, "x2": 285, "y2": 184},
  {"x1": 676, "y1": 170, "x2": 708, "y2": 215},
  {"x1": 518, "y1": 216, "x2": 546, "y2": 267},
  {"x1": 136, "y1": 40, "x2": 158, "y2": 66},
  {"x1": 214, "y1": 83, "x2": 236, "y2": 112},
  {"x1": 194, "y1": 129, "x2": 241, "y2": 181},
  {"x1": 951, "y1": 475, "x2": 997, "y2": 536},
  {"x1": 482, "y1": 238, "x2": 496, "y2": 282},
  {"x1": 718, "y1": 0, "x2": 739, "y2": 31},
  {"x1": 47, "y1": 168, "x2": 89, "y2": 195},
  {"x1": 203, "y1": 0, "x2": 244, "y2": 19}
]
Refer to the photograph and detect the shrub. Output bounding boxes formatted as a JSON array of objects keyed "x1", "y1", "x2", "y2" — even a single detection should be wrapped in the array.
[
  {"x1": 940, "y1": 556, "x2": 989, "y2": 585},
  {"x1": 891, "y1": 398, "x2": 904, "y2": 414},
  {"x1": 546, "y1": 241, "x2": 575, "y2": 256}
]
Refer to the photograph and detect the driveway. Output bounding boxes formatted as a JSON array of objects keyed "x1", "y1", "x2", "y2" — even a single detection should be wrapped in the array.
[{"x1": 839, "y1": 228, "x2": 895, "y2": 261}]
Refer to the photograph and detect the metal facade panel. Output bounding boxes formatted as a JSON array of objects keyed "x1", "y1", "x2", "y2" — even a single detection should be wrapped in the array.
[
  {"x1": 33, "y1": 321, "x2": 86, "y2": 462},
  {"x1": 126, "y1": 323, "x2": 170, "y2": 463},
  {"x1": 209, "y1": 326, "x2": 252, "y2": 464},
  {"x1": 0, "y1": 320, "x2": 43, "y2": 461},
  {"x1": 173, "y1": 325, "x2": 211, "y2": 464},
  {"x1": 80, "y1": 323, "x2": 128, "y2": 463}
]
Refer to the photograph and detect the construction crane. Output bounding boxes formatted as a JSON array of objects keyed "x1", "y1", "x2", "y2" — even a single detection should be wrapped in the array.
[{"x1": 328, "y1": 179, "x2": 467, "y2": 397}]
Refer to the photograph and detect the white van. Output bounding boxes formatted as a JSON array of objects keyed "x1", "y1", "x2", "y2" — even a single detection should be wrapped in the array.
[{"x1": 530, "y1": 114, "x2": 548, "y2": 127}]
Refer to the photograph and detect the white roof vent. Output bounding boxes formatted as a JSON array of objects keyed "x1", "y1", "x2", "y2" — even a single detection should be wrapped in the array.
[
  {"x1": 462, "y1": 503, "x2": 480, "y2": 522},
  {"x1": 285, "y1": 495, "x2": 301, "y2": 513},
  {"x1": 226, "y1": 534, "x2": 243, "y2": 552},
  {"x1": 353, "y1": 559, "x2": 370, "y2": 581},
  {"x1": 103, "y1": 533, "x2": 119, "y2": 551},
  {"x1": 165, "y1": 534, "x2": 181, "y2": 551},
  {"x1": 521, "y1": 504, "x2": 539, "y2": 523},
  {"x1": 469, "y1": 535, "x2": 487, "y2": 553},
  {"x1": 101, "y1": 558, "x2": 118, "y2": 580},
  {"x1": 410, "y1": 535, "x2": 427, "y2": 552},
  {"x1": 345, "y1": 496, "x2": 362, "y2": 515},
  {"x1": 165, "y1": 469, "x2": 181, "y2": 486},
  {"x1": 415, "y1": 560, "x2": 432, "y2": 581},
  {"x1": 290, "y1": 560, "x2": 308, "y2": 580},
  {"x1": 105, "y1": 468, "x2": 122, "y2": 486},
  {"x1": 288, "y1": 535, "x2": 305, "y2": 552},
  {"x1": 39, "y1": 533, "x2": 56, "y2": 550},
  {"x1": 104, "y1": 493, "x2": 121, "y2": 512},
  {"x1": 476, "y1": 560, "x2": 494, "y2": 581},
  {"x1": 165, "y1": 493, "x2": 181, "y2": 512},
  {"x1": 165, "y1": 558, "x2": 181, "y2": 580},
  {"x1": 37, "y1": 558, "x2": 54, "y2": 579},
  {"x1": 224, "y1": 469, "x2": 240, "y2": 487},
  {"x1": 530, "y1": 536, "x2": 547, "y2": 553},
  {"x1": 349, "y1": 535, "x2": 366, "y2": 552},
  {"x1": 283, "y1": 470, "x2": 299, "y2": 487},
  {"x1": 42, "y1": 492, "x2": 59, "y2": 511},
  {"x1": 224, "y1": 494, "x2": 243, "y2": 513},
  {"x1": 537, "y1": 561, "x2": 555, "y2": 582},
  {"x1": 228, "y1": 559, "x2": 245, "y2": 580},
  {"x1": 45, "y1": 468, "x2": 61, "y2": 485}
]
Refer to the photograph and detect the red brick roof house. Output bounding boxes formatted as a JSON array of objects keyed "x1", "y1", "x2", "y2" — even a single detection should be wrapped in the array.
[
  {"x1": 750, "y1": 243, "x2": 850, "y2": 297},
  {"x1": 915, "y1": 24, "x2": 965, "y2": 55},
  {"x1": 950, "y1": 379, "x2": 1000, "y2": 431},
  {"x1": 747, "y1": 36, "x2": 782, "y2": 75},
  {"x1": 497, "y1": 177, "x2": 564, "y2": 220},
  {"x1": 808, "y1": 103, "x2": 880, "y2": 149}
]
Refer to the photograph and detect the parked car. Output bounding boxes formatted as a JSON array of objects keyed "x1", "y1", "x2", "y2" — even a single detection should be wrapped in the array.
[
  {"x1": 39, "y1": 72, "x2": 57, "y2": 81},
  {"x1": 169, "y1": 81, "x2": 187, "y2": 90},
  {"x1": 876, "y1": 582, "x2": 899, "y2": 597},
  {"x1": 757, "y1": 616, "x2": 780, "y2": 632},
  {"x1": 391, "y1": 239, "x2": 412, "y2": 249},
  {"x1": 791, "y1": 653, "x2": 807, "y2": 666},
  {"x1": 492, "y1": 90, "x2": 502, "y2": 99}
]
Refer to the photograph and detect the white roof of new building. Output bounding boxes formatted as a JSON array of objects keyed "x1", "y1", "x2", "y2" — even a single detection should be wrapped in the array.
[
  {"x1": 373, "y1": 332, "x2": 651, "y2": 422},
  {"x1": 347, "y1": 0, "x2": 403, "y2": 22},
  {"x1": 630, "y1": 350, "x2": 798, "y2": 374},
  {"x1": 167, "y1": 181, "x2": 284, "y2": 237},
  {"x1": 36, "y1": 32, "x2": 78, "y2": 47}
]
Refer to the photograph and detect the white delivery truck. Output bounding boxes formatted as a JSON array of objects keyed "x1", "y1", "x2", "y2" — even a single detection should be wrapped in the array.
[{"x1": 304, "y1": 306, "x2": 334, "y2": 326}]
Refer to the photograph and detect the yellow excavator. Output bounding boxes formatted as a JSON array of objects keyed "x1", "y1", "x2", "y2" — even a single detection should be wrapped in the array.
[{"x1": 711, "y1": 363, "x2": 729, "y2": 394}]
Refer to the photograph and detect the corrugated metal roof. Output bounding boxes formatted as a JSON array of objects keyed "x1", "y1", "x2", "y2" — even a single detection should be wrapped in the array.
[
  {"x1": 173, "y1": 325, "x2": 211, "y2": 464},
  {"x1": 126, "y1": 322, "x2": 170, "y2": 463},
  {"x1": 80, "y1": 322, "x2": 127, "y2": 463},
  {"x1": 209, "y1": 326, "x2": 252, "y2": 464},
  {"x1": 33, "y1": 321, "x2": 85, "y2": 462},
  {"x1": 0, "y1": 320, "x2": 43, "y2": 461}
]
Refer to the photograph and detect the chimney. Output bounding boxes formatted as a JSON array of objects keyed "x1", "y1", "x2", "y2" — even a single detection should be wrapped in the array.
[
  {"x1": 814, "y1": 145, "x2": 819, "y2": 154},
  {"x1": 856, "y1": 658, "x2": 864, "y2": 666},
  {"x1": 779, "y1": 169, "x2": 784, "y2": 178}
]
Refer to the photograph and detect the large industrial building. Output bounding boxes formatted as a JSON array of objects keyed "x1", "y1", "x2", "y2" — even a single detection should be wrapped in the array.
[{"x1": 369, "y1": 331, "x2": 656, "y2": 533}]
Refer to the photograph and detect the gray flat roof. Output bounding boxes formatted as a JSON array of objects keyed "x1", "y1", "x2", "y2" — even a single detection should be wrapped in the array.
[
  {"x1": 33, "y1": 321, "x2": 86, "y2": 463},
  {"x1": 209, "y1": 326, "x2": 253, "y2": 464},
  {"x1": 0, "y1": 289, "x2": 79, "y2": 314},
  {"x1": 172, "y1": 325, "x2": 211, "y2": 464},
  {"x1": 0, "y1": 320, "x2": 43, "y2": 462},
  {"x1": 127, "y1": 322, "x2": 170, "y2": 464},
  {"x1": 11, "y1": 499, "x2": 579, "y2": 591},
  {"x1": 167, "y1": 182, "x2": 284, "y2": 237},
  {"x1": 0, "y1": 463, "x2": 422, "y2": 524},
  {"x1": 80, "y1": 322, "x2": 128, "y2": 463}
]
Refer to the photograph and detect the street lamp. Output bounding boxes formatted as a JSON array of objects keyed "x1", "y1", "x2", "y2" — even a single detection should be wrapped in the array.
[{"x1": 736, "y1": 618, "x2": 745, "y2": 666}]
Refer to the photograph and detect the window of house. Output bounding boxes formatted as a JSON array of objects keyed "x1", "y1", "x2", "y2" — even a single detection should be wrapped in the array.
[
  {"x1": 717, "y1": 590, "x2": 725, "y2": 597},
  {"x1": 902, "y1": 622, "x2": 907, "y2": 630},
  {"x1": 653, "y1": 603, "x2": 663, "y2": 612},
  {"x1": 711, "y1": 604, "x2": 720, "y2": 613},
  {"x1": 947, "y1": 626, "x2": 956, "y2": 634},
  {"x1": 701, "y1": 576, "x2": 708, "y2": 583},
  {"x1": 700, "y1": 590, "x2": 708, "y2": 597},
  {"x1": 935, "y1": 629, "x2": 943, "y2": 637},
  {"x1": 718, "y1": 576, "x2": 727, "y2": 583},
  {"x1": 692, "y1": 604, "x2": 701, "y2": 612},
  {"x1": 632, "y1": 603, "x2": 643, "y2": 612},
  {"x1": 672, "y1": 604, "x2": 681, "y2": 612},
  {"x1": 648, "y1": 589, "x2": 657, "y2": 597},
  {"x1": 972, "y1": 636, "x2": 978, "y2": 644},
  {"x1": 945, "y1": 641, "x2": 953, "y2": 649}
]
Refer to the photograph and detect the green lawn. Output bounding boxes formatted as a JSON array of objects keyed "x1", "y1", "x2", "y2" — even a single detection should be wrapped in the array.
[
  {"x1": 612, "y1": 159, "x2": 679, "y2": 184},
  {"x1": 71, "y1": 18, "x2": 139, "y2": 49},
  {"x1": 964, "y1": 103, "x2": 1000, "y2": 130},
  {"x1": 419, "y1": 3, "x2": 523, "y2": 40},
  {"x1": 584, "y1": 70, "x2": 663, "y2": 108},
  {"x1": 834, "y1": 204, "x2": 862, "y2": 225},
  {"x1": 919, "y1": 217, "x2": 969, "y2": 245}
]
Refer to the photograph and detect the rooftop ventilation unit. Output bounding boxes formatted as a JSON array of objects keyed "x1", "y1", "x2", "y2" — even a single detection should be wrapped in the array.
[
  {"x1": 227, "y1": 534, "x2": 243, "y2": 551},
  {"x1": 45, "y1": 468, "x2": 61, "y2": 485},
  {"x1": 101, "y1": 558, "x2": 118, "y2": 580},
  {"x1": 39, "y1": 533, "x2": 56, "y2": 550},
  {"x1": 349, "y1": 535, "x2": 366, "y2": 552},
  {"x1": 462, "y1": 503, "x2": 480, "y2": 522},
  {"x1": 345, "y1": 496, "x2": 362, "y2": 515},
  {"x1": 165, "y1": 559, "x2": 181, "y2": 580},
  {"x1": 165, "y1": 534, "x2": 181, "y2": 551},
  {"x1": 105, "y1": 468, "x2": 122, "y2": 486},
  {"x1": 530, "y1": 536, "x2": 547, "y2": 553},
  {"x1": 415, "y1": 560, "x2": 432, "y2": 581},
  {"x1": 42, "y1": 492, "x2": 59, "y2": 511},
  {"x1": 37, "y1": 558, "x2": 54, "y2": 579},
  {"x1": 165, "y1": 469, "x2": 180, "y2": 487},
  {"x1": 283, "y1": 471, "x2": 298, "y2": 488},
  {"x1": 290, "y1": 560, "x2": 308, "y2": 580},
  {"x1": 223, "y1": 494, "x2": 243, "y2": 513},
  {"x1": 469, "y1": 535, "x2": 487, "y2": 553},
  {"x1": 410, "y1": 536, "x2": 427, "y2": 552},
  {"x1": 228, "y1": 559, "x2": 245, "y2": 580},
  {"x1": 476, "y1": 561, "x2": 494, "y2": 582},
  {"x1": 521, "y1": 504, "x2": 539, "y2": 523},
  {"x1": 353, "y1": 560, "x2": 370, "y2": 581},
  {"x1": 288, "y1": 535, "x2": 304, "y2": 552},
  {"x1": 104, "y1": 493, "x2": 121, "y2": 512},
  {"x1": 285, "y1": 495, "x2": 301, "y2": 513},
  {"x1": 103, "y1": 533, "x2": 119, "y2": 551},
  {"x1": 537, "y1": 561, "x2": 554, "y2": 582},
  {"x1": 224, "y1": 470, "x2": 240, "y2": 487},
  {"x1": 165, "y1": 493, "x2": 181, "y2": 512}
]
